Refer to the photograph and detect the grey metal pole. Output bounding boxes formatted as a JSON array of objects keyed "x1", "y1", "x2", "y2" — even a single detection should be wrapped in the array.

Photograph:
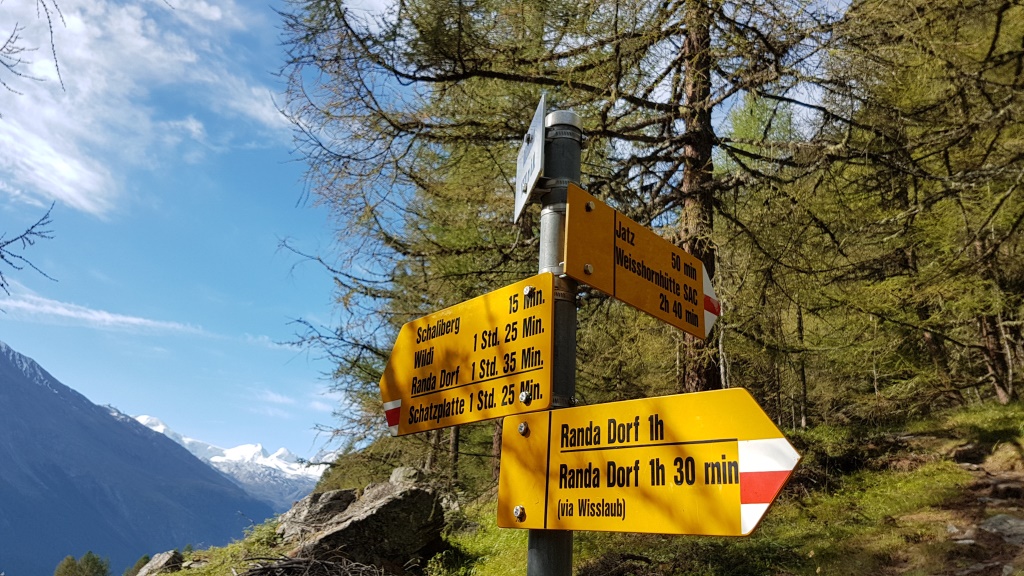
[{"x1": 528, "y1": 109, "x2": 582, "y2": 576}]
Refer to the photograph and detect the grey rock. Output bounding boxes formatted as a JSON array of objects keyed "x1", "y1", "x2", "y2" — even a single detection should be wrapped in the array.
[
  {"x1": 390, "y1": 466, "x2": 425, "y2": 486},
  {"x1": 280, "y1": 468, "x2": 444, "y2": 573},
  {"x1": 948, "y1": 523, "x2": 978, "y2": 542},
  {"x1": 277, "y1": 489, "x2": 358, "y2": 543},
  {"x1": 136, "y1": 550, "x2": 183, "y2": 576},
  {"x1": 946, "y1": 522, "x2": 978, "y2": 541},
  {"x1": 979, "y1": 514, "x2": 1024, "y2": 546}
]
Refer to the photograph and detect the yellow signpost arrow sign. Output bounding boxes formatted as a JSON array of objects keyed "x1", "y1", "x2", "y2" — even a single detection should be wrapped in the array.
[
  {"x1": 379, "y1": 273, "x2": 556, "y2": 436},
  {"x1": 563, "y1": 184, "x2": 720, "y2": 339},
  {"x1": 497, "y1": 389, "x2": 799, "y2": 535}
]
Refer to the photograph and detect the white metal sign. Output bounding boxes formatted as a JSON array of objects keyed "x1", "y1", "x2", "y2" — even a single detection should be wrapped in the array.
[{"x1": 514, "y1": 95, "x2": 546, "y2": 223}]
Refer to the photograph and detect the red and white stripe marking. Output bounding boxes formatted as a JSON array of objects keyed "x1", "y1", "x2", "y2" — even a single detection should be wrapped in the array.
[
  {"x1": 703, "y1": 267, "x2": 721, "y2": 338},
  {"x1": 738, "y1": 438, "x2": 800, "y2": 534},
  {"x1": 383, "y1": 399, "x2": 402, "y2": 436}
]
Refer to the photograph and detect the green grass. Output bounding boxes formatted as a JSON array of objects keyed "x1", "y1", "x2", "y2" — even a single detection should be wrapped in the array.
[
  {"x1": 429, "y1": 499, "x2": 529, "y2": 576},
  {"x1": 434, "y1": 403, "x2": 1005, "y2": 576},
  {"x1": 766, "y1": 460, "x2": 970, "y2": 575},
  {"x1": 185, "y1": 402, "x2": 1023, "y2": 576},
  {"x1": 918, "y1": 401, "x2": 1024, "y2": 443},
  {"x1": 425, "y1": 458, "x2": 970, "y2": 576},
  {"x1": 567, "y1": 460, "x2": 969, "y2": 576},
  {"x1": 182, "y1": 521, "x2": 284, "y2": 576}
]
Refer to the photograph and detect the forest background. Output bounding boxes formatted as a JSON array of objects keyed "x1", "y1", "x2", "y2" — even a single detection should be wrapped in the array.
[{"x1": 280, "y1": 0, "x2": 1023, "y2": 491}]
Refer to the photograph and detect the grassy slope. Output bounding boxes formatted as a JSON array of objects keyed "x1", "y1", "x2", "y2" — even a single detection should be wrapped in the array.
[
  {"x1": 441, "y1": 402, "x2": 1024, "y2": 576},
  {"x1": 182, "y1": 402, "x2": 1024, "y2": 576}
]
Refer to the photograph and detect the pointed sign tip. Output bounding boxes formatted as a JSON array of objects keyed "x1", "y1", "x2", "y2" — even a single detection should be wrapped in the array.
[
  {"x1": 702, "y1": 266, "x2": 720, "y2": 337},
  {"x1": 737, "y1": 436, "x2": 801, "y2": 534},
  {"x1": 740, "y1": 503, "x2": 771, "y2": 535},
  {"x1": 740, "y1": 470, "x2": 794, "y2": 505}
]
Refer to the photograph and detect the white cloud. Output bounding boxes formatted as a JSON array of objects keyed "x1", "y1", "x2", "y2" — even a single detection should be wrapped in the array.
[
  {"x1": 308, "y1": 400, "x2": 334, "y2": 413},
  {"x1": 344, "y1": 0, "x2": 391, "y2": 17},
  {"x1": 0, "y1": 292, "x2": 205, "y2": 334},
  {"x1": 257, "y1": 389, "x2": 297, "y2": 405},
  {"x1": 151, "y1": 0, "x2": 252, "y2": 33},
  {"x1": 0, "y1": 121, "x2": 116, "y2": 215},
  {"x1": 249, "y1": 405, "x2": 293, "y2": 419},
  {"x1": 0, "y1": 0, "x2": 290, "y2": 217},
  {"x1": 221, "y1": 82, "x2": 291, "y2": 133},
  {"x1": 308, "y1": 387, "x2": 346, "y2": 413},
  {"x1": 165, "y1": 116, "x2": 207, "y2": 142}
]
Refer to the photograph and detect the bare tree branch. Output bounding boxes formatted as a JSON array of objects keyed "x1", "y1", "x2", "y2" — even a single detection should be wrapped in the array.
[{"x1": 0, "y1": 203, "x2": 56, "y2": 295}]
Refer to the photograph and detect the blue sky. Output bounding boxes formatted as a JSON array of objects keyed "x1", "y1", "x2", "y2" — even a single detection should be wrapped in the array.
[{"x1": 0, "y1": 0, "x2": 355, "y2": 459}]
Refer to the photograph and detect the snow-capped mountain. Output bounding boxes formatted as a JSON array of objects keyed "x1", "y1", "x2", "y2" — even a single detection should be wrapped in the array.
[
  {"x1": 0, "y1": 340, "x2": 273, "y2": 576},
  {"x1": 136, "y1": 415, "x2": 327, "y2": 512}
]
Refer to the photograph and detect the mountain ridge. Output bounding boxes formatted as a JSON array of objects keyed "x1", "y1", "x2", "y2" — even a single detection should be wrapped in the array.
[
  {"x1": 0, "y1": 340, "x2": 274, "y2": 575},
  {"x1": 135, "y1": 414, "x2": 325, "y2": 512}
]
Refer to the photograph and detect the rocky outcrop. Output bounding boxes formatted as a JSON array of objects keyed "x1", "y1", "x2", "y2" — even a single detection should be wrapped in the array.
[
  {"x1": 979, "y1": 514, "x2": 1024, "y2": 546},
  {"x1": 276, "y1": 467, "x2": 446, "y2": 573},
  {"x1": 136, "y1": 550, "x2": 183, "y2": 576},
  {"x1": 277, "y1": 488, "x2": 358, "y2": 542}
]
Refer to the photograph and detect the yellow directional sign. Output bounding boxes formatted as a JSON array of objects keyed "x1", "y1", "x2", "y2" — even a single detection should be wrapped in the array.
[
  {"x1": 379, "y1": 273, "x2": 555, "y2": 436},
  {"x1": 563, "y1": 184, "x2": 720, "y2": 339},
  {"x1": 497, "y1": 389, "x2": 799, "y2": 535}
]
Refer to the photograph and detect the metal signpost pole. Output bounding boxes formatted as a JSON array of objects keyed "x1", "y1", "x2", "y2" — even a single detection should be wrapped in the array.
[{"x1": 528, "y1": 109, "x2": 582, "y2": 576}]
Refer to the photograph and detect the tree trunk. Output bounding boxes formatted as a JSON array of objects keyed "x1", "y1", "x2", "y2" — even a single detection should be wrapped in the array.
[
  {"x1": 425, "y1": 430, "x2": 439, "y2": 471},
  {"x1": 974, "y1": 240, "x2": 1015, "y2": 404},
  {"x1": 491, "y1": 418, "x2": 503, "y2": 480},
  {"x1": 774, "y1": 361, "x2": 783, "y2": 427},
  {"x1": 916, "y1": 305, "x2": 957, "y2": 404},
  {"x1": 449, "y1": 425, "x2": 460, "y2": 484},
  {"x1": 979, "y1": 314, "x2": 1015, "y2": 404},
  {"x1": 797, "y1": 306, "x2": 808, "y2": 429},
  {"x1": 679, "y1": 0, "x2": 721, "y2": 393}
]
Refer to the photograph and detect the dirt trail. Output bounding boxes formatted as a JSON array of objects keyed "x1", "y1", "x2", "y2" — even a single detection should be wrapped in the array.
[{"x1": 925, "y1": 441, "x2": 1024, "y2": 576}]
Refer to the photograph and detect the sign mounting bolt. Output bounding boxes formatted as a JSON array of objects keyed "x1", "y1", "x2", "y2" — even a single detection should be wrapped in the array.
[
  {"x1": 586, "y1": 201, "x2": 595, "y2": 212},
  {"x1": 518, "y1": 422, "x2": 529, "y2": 436},
  {"x1": 519, "y1": 390, "x2": 532, "y2": 405},
  {"x1": 583, "y1": 264, "x2": 594, "y2": 275},
  {"x1": 524, "y1": 285, "x2": 535, "y2": 296},
  {"x1": 513, "y1": 505, "x2": 526, "y2": 521}
]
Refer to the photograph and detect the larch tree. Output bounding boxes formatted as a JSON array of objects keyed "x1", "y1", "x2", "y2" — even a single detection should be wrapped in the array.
[
  {"x1": 1, "y1": 203, "x2": 55, "y2": 296},
  {"x1": 816, "y1": 0, "x2": 1024, "y2": 406},
  {"x1": 701, "y1": 0, "x2": 1024, "y2": 430},
  {"x1": 1, "y1": 0, "x2": 64, "y2": 114},
  {"x1": 280, "y1": 0, "x2": 847, "y2": 440},
  {"x1": 53, "y1": 552, "x2": 110, "y2": 576}
]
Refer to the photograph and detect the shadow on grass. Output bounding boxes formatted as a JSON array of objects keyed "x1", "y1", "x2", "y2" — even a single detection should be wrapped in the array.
[{"x1": 575, "y1": 534, "x2": 806, "y2": 576}]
